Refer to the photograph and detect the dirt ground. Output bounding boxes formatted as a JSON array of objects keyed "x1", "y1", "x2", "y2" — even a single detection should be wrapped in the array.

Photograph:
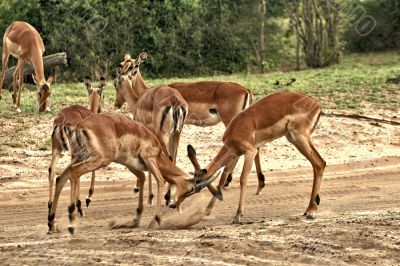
[{"x1": 0, "y1": 106, "x2": 399, "y2": 265}]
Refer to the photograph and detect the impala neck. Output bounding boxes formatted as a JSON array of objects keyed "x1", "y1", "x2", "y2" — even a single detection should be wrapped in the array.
[
  {"x1": 121, "y1": 79, "x2": 139, "y2": 114},
  {"x1": 204, "y1": 145, "x2": 232, "y2": 180},
  {"x1": 157, "y1": 152, "x2": 188, "y2": 184},
  {"x1": 89, "y1": 92, "x2": 101, "y2": 113},
  {"x1": 131, "y1": 70, "x2": 149, "y2": 96},
  {"x1": 29, "y1": 48, "x2": 46, "y2": 83}
]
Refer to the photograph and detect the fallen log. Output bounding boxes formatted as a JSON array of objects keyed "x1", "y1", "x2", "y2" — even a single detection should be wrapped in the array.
[
  {"x1": 322, "y1": 112, "x2": 400, "y2": 126},
  {"x1": 2, "y1": 52, "x2": 67, "y2": 88}
]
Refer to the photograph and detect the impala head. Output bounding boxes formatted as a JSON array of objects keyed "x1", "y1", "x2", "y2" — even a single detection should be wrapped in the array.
[
  {"x1": 167, "y1": 171, "x2": 222, "y2": 209},
  {"x1": 114, "y1": 65, "x2": 126, "y2": 108},
  {"x1": 114, "y1": 50, "x2": 148, "y2": 108},
  {"x1": 85, "y1": 76, "x2": 106, "y2": 113},
  {"x1": 34, "y1": 75, "x2": 53, "y2": 112}
]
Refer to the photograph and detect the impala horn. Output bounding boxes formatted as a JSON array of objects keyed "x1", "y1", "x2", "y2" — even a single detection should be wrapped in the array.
[{"x1": 187, "y1": 171, "x2": 222, "y2": 200}]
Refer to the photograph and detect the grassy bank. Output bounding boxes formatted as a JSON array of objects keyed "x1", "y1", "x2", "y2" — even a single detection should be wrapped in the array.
[{"x1": 0, "y1": 52, "x2": 398, "y2": 118}]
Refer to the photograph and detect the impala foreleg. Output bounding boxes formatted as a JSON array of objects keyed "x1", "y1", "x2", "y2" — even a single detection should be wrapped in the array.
[
  {"x1": 130, "y1": 169, "x2": 145, "y2": 227},
  {"x1": 145, "y1": 159, "x2": 165, "y2": 229},
  {"x1": 254, "y1": 148, "x2": 266, "y2": 195},
  {"x1": 67, "y1": 156, "x2": 104, "y2": 234},
  {"x1": 12, "y1": 62, "x2": 19, "y2": 106},
  {"x1": 223, "y1": 157, "x2": 238, "y2": 187},
  {"x1": 147, "y1": 172, "x2": 154, "y2": 205},
  {"x1": 48, "y1": 166, "x2": 71, "y2": 234},
  {"x1": 48, "y1": 148, "x2": 61, "y2": 215},
  {"x1": 205, "y1": 158, "x2": 237, "y2": 216},
  {"x1": 15, "y1": 58, "x2": 25, "y2": 112},
  {"x1": 76, "y1": 178, "x2": 85, "y2": 217},
  {"x1": 234, "y1": 150, "x2": 257, "y2": 224}
]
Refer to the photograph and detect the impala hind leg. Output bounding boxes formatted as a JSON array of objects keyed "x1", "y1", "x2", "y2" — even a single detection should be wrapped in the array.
[
  {"x1": 286, "y1": 132, "x2": 326, "y2": 219},
  {"x1": 234, "y1": 150, "x2": 257, "y2": 224},
  {"x1": 86, "y1": 171, "x2": 96, "y2": 207},
  {"x1": 0, "y1": 48, "x2": 10, "y2": 100}
]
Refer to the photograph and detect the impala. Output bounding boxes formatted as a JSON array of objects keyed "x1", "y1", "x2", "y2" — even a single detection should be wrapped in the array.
[
  {"x1": 47, "y1": 112, "x2": 220, "y2": 234},
  {"x1": 0, "y1": 21, "x2": 53, "y2": 112},
  {"x1": 116, "y1": 52, "x2": 266, "y2": 196},
  {"x1": 188, "y1": 91, "x2": 326, "y2": 223},
  {"x1": 115, "y1": 52, "x2": 188, "y2": 204},
  {"x1": 48, "y1": 77, "x2": 105, "y2": 217}
]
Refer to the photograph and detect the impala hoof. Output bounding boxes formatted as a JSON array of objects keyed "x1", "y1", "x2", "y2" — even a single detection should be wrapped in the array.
[
  {"x1": 67, "y1": 225, "x2": 75, "y2": 235},
  {"x1": 133, "y1": 187, "x2": 139, "y2": 193},
  {"x1": 148, "y1": 194, "x2": 154, "y2": 205},
  {"x1": 86, "y1": 197, "x2": 91, "y2": 207}
]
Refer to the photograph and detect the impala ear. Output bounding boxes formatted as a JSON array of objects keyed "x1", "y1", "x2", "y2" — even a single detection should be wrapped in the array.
[
  {"x1": 99, "y1": 77, "x2": 106, "y2": 92},
  {"x1": 124, "y1": 53, "x2": 131, "y2": 61},
  {"x1": 84, "y1": 76, "x2": 92, "y2": 94},
  {"x1": 47, "y1": 76, "x2": 54, "y2": 84},
  {"x1": 99, "y1": 76, "x2": 106, "y2": 86},
  {"x1": 136, "y1": 50, "x2": 148, "y2": 65},
  {"x1": 32, "y1": 74, "x2": 38, "y2": 84}
]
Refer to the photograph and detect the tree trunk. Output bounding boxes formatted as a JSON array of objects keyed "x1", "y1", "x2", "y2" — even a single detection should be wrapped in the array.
[
  {"x1": 286, "y1": 0, "x2": 340, "y2": 68},
  {"x1": 252, "y1": 0, "x2": 266, "y2": 74},
  {"x1": 3, "y1": 52, "x2": 67, "y2": 88}
]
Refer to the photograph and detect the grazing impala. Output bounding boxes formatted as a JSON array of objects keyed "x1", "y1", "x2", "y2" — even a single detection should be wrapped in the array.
[
  {"x1": 47, "y1": 112, "x2": 220, "y2": 234},
  {"x1": 0, "y1": 21, "x2": 53, "y2": 112},
  {"x1": 115, "y1": 52, "x2": 188, "y2": 204},
  {"x1": 188, "y1": 92, "x2": 326, "y2": 223},
  {"x1": 48, "y1": 77, "x2": 105, "y2": 217},
  {"x1": 115, "y1": 51, "x2": 265, "y2": 193}
]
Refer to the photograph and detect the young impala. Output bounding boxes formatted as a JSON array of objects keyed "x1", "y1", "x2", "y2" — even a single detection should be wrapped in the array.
[
  {"x1": 188, "y1": 91, "x2": 326, "y2": 223},
  {"x1": 48, "y1": 77, "x2": 105, "y2": 217},
  {"x1": 47, "y1": 112, "x2": 220, "y2": 234},
  {"x1": 0, "y1": 21, "x2": 53, "y2": 112}
]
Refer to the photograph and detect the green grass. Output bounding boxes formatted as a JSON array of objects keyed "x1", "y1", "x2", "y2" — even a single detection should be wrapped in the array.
[{"x1": 0, "y1": 52, "x2": 398, "y2": 116}]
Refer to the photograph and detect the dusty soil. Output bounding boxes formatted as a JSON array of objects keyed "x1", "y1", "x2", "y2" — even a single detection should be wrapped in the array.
[{"x1": 0, "y1": 106, "x2": 399, "y2": 265}]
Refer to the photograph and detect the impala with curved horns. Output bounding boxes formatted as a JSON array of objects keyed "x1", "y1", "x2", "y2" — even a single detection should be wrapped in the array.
[
  {"x1": 47, "y1": 112, "x2": 221, "y2": 234},
  {"x1": 188, "y1": 91, "x2": 326, "y2": 223},
  {"x1": 0, "y1": 21, "x2": 53, "y2": 112}
]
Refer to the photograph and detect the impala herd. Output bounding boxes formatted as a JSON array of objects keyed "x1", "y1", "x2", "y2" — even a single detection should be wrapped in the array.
[{"x1": 0, "y1": 21, "x2": 326, "y2": 234}]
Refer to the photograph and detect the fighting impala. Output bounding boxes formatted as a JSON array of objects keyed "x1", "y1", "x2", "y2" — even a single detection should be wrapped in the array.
[
  {"x1": 115, "y1": 52, "x2": 188, "y2": 204},
  {"x1": 0, "y1": 21, "x2": 53, "y2": 112},
  {"x1": 47, "y1": 112, "x2": 220, "y2": 234},
  {"x1": 48, "y1": 77, "x2": 105, "y2": 217},
  {"x1": 188, "y1": 91, "x2": 326, "y2": 223},
  {"x1": 115, "y1": 51, "x2": 266, "y2": 193}
]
